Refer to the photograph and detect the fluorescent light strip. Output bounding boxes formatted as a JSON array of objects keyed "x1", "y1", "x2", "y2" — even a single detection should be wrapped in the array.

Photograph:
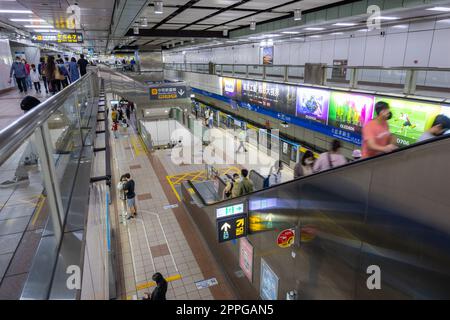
[
  {"x1": 333, "y1": 23, "x2": 357, "y2": 26},
  {"x1": 304, "y1": 27, "x2": 325, "y2": 31},
  {"x1": 374, "y1": 16, "x2": 399, "y2": 20},
  {"x1": 282, "y1": 31, "x2": 300, "y2": 34},
  {"x1": 426, "y1": 7, "x2": 450, "y2": 12},
  {"x1": 0, "y1": 10, "x2": 33, "y2": 13},
  {"x1": 10, "y1": 18, "x2": 45, "y2": 22},
  {"x1": 34, "y1": 29, "x2": 55, "y2": 33},
  {"x1": 25, "y1": 25, "x2": 54, "y2": 28},
  {"x1": 331, "y1": 32, "x2": 344, "y2": 35}
]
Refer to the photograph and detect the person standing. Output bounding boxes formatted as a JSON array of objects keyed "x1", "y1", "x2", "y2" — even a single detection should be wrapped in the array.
[
  {"x1": 111, "y1": 107, "x2": 118, "y2": 123},
  {"x1": 22, "y1": 59, "x2": 32, "y2": 90},
  {"x1": 351, "y1": 149, "x2": 362, "y2": 162},
  {"x1": 46, "y1": 56, "x2": 61, "y2": 94},
  {"x1": 111, "y1": 121, "x2": 119, "y2": 139},
  {"x1": 38, "y1": 57, "x2": 48, "y2": 94},
  {"x1": 294, "y1": 150, "x2": 315, "y2": 178},
  {"x1": 0, "y1": 96, "x2": 41, "y2": 188},
  {"x1": 77, "y1": 54, "x2": 89, "y2": 76},
  {"x1": 57, "y1": 59, "x2": 69, "y2": 88},
  {"x1": 9, "y1": 56, "x2": 28, "y2": 93},
  {"x1": 150, "y1": 273, "x2": 167, "y2": 300},
  {"x1": 268, "y1": 160, "x2": 283, "y2": 186},
  {"x1": 362, "y1": 101, "x2": 397, "y2": 158},
  {"x1": 236, "y1": 169, "x2": 254, "y2": 196},
  {"x1": 122, "y1": 173, "x2": 137, "y2": 219},
  {"x1": 313, "y1": 140, "x2": 347, "y2": 173},
  {"x1": 68, "y1": 57, "x2": 80, "y2": 82},
  {"x1": 417, "y1": 114, "x2": 450, "y2": 142},
  {"x1": 30, "y1": 64, "x2": 41, "y2": 93}
]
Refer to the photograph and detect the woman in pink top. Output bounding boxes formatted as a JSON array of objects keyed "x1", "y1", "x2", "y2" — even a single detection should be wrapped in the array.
[{"x1": 313, "y1": 139, "x2": 347, "y2": 172}]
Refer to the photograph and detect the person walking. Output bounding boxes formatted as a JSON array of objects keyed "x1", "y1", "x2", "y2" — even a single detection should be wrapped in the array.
[
  {"x1": 46, "y1": 56, "x2": 61, "y2": 94},
  {"x1": 111, "y1": 107, "x2": 118, "y2": 123},
  {"x1": 150, "y1": 273, "x2": 167, "y2": 300},
  {"x1": 77, "y1": 54, "x2": 89, "y2": 76},
  {"x1": 22, "y1": 59, "x2": 32, "y2": 90},
  {"x1": 236, "y1": 169, "x2": 254, "y2": 196},
  {"x1": 294, "y1": 150, "x2": 315, "y2": 178},
  {"x1": 313, "y1": 140, "x2": 347, "y2": 173},
  {"x1": 268, "y1": 160, "x2": 283, "y2": 187},
  {"x1": 30, "y1": 64, "x2": 41, "y2": 93},
  {"x1": 9, "y1": 56, "x2": 28, "y2": 93},
  {"x1": 111, "y1": 121, "x2": 119, "y2": 139},
  {"x1": 236, "y1": 129, "x2": 248, "y2": 153},
  {"x1": 38, "y1": 57, "x2": 48, "y2": 94},
  {"x1": 362, "y1": 101, "x2": 397, "y2": 158},
  {"x1": 68, "y1": 57, "x2": 80, "y2": 82},
  {"x1": 57, "y1": 59, "x2": 69, "y2": 88},
  {"x1": 122, "y1": 173, "x2": 137, "y2": 219},
  {"x1": 0, "y1": 96, "x2": 41, "y2": 188}
]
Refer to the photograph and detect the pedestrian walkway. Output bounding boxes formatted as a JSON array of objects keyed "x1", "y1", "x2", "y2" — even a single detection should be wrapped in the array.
[{"x1": 109, "y1": 114, "x2": 236, "y2": 300}]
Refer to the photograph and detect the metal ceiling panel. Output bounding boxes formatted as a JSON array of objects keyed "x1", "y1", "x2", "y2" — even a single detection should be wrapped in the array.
[
  {"x1": 169, "y1": 8, "x2": 219, "y2": 24},
  {"x1": 272, "y1": 0, "x2": 345, "y2": 12},
  {"x1": 236, "y1": 0, "x2": 293, "y2": 10},
  {"x1": 196, "y1": 0, "x2": 245, "y2": 8}
]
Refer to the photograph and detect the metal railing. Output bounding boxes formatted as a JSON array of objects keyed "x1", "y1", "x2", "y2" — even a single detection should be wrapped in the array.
[{"x1": 164, "y1": 62, "x2": 450, "y2": 98}]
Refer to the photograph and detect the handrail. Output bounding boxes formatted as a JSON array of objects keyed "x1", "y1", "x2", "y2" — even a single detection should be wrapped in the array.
[{"x1": 0, "y1": 71, "x2": 96, "y2": 165}]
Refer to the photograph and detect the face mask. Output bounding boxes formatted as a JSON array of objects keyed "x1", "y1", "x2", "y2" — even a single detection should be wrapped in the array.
[
  {"x1": 305, "y1": 159, "x2": 314, "y2": 165},
  {"x1": 387, "y1": 111, "x2": 393, "y2": 120}
]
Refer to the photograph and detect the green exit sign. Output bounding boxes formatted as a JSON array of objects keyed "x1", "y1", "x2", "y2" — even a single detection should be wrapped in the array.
[{"x1": 216, "y1": 203, "x2": 244, "y2": 219}]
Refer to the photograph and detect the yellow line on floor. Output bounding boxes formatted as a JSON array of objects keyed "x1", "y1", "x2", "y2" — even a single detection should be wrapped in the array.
[
  {"x1": 130, "y1": 136, "x2": 142, "y2": 156},
  {"x1": 166, "y1": 175, "x2": 181, "y2": 202},
  {"x1": 31, "y1": 195, "x2": 46, "y2": 226},
  {"x1": 135, "y1": 274, "x2": 182, "y2": 291}
]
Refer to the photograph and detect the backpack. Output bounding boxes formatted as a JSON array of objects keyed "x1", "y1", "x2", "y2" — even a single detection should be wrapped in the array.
[
  {"x1": 225, "y1": 182, "x2": 234, "y2": 198},
  {"x1": 21, "y1": 96, "x2": 41, "y2": 112}
]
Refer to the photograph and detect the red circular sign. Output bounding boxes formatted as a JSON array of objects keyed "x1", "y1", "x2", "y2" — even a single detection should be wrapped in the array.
[{"x1": 277, "y1": 229, "x2": 295, "y2": 248}]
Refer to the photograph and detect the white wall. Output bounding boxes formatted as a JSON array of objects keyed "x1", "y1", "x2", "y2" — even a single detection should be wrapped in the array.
[
  {"x1": 164, "y1": 18, "x2": 450, "y2": 69},
  {"x1": 0, "y1": 40, "x2": 14, "y2": 91},
  {"x1": 10, "y1": 44, "x2": 41, "y2": 67}
]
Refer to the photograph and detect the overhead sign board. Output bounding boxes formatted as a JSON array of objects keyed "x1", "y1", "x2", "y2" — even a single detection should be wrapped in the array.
[
  {"x1": 217, "y1": 214, "x2": 247, "y2": 243},
  {"x1": 149, "y1": 85, "x2": 188, "y2": 100},
  {"x1": 216, "y1": 203, "x2": 244, "y2": 219},
  {"x1": 31, "y1": 32, "x2": 84, "y2": 43}
]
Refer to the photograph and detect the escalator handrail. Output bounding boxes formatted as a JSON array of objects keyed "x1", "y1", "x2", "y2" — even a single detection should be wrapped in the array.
[
  {"x1": 0, "y1": 71, "x2": 97, "y2": 165},
  {"x1": 194, "y1": 133, "x2": 450, "y2": 207}
]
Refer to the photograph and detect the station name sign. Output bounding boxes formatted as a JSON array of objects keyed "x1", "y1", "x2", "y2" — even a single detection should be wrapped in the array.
[{"x1": 31, "y1": 33, "x2": 84, "y2": 44}]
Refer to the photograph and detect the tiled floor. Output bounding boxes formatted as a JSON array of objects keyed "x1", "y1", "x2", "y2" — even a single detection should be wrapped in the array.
[{"x1": 110, "y1": 116, "x2": 235, "y2": 300}]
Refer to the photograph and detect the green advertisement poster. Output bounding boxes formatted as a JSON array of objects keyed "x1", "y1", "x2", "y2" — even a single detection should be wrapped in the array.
[{"x1": 374, "y1": 97, "x2": 442, "y2": 146}]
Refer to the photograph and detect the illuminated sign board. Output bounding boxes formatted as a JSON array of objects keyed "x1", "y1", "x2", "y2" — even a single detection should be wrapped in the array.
[
  {"x1": 217, "y1": 214, "x2": 247, "y2": 243},
  {"x1": 31, "y1": 33, "x2": 84, "y2": 43},
  {"x1": 149, "y1": 85, "x2": 188, "y2": 100},
  {"x1": 216, "y1": 203, "x2": 244, "y2": 219}
]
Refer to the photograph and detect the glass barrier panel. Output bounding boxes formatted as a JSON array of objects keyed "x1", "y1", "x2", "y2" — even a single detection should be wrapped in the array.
[
  {"x1": 265, "y1": 66, "x2": 284, "y2": 80},
  {"x1": 248, "y1": 65, "x2": 263, "y2": 78},
  {"x1": 287, "y1": 66, "x2": 304, "y2": 82},
  {"x1": 234, "y1": 65, "x2": 247, "y2": 75}
]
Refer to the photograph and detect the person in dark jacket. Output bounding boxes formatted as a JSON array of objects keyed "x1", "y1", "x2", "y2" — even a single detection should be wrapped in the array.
[
  {"x1": 0, "y1": 96, "x2": 41, "y2": 188},
  {"x1": 150, "y1": 272, "x2": 167, "y2": 300},
  {"x1": 9, "y1": 56, "x2": 28, "y2": 93},
  {"x1": 38, "y1": 57, "x2": 49, "y2": 94}
]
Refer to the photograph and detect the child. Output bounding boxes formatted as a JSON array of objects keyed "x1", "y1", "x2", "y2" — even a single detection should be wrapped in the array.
[
  {"x1": 30, "y1": 64, "x2": 41, "y2": 93},
  {"x1": 112, "y1": 121, "x2": 118, "y2": 139}
]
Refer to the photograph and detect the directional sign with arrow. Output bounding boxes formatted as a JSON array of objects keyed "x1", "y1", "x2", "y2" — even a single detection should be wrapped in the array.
[
  {"x1": 149, "y1": 85, "x2": 188, "y2": 100},
  {"x1": 217, "y1": 214, "x2": 247, "y2": 243}
]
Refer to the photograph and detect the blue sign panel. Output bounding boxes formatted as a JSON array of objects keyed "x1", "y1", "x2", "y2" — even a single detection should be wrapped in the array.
[{"x1": 260, "y1": 258, "x2": 279, "y2": 300}]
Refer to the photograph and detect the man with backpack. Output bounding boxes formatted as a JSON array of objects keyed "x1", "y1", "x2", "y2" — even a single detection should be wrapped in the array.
[
  {"x1": 0, "y1": 96, "x2": 41, "y2": 188},
  {"x1": 223, "y1": 173, "x2": 240, "y2": 199}
]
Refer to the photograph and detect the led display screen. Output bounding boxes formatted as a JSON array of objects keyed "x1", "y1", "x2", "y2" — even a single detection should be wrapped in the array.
[
  {"x1": 295, "y1": 87, "x2": 330, "y2": 124},
  {"x1": 328, "y1": 92, "x2": 375, "y2": 134}
]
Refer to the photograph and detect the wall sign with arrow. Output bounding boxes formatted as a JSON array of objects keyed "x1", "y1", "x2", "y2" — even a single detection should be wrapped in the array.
[{"x1": 149, "y1": 85, "x2": 189, "y2": 100}]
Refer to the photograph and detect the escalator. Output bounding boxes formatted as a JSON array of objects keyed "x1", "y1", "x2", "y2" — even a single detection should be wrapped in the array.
[{"x1": 181, "y1": 135, "x2": 450, "y2": 299}]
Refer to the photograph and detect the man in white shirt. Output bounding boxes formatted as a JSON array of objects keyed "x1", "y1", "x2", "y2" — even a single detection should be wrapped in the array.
[
  {"x1": 313, "y1": 139, "x2": 347, "y2": 172},
  {"x1": 236, "y1": 129, "x2": 248, "y2": 153}
]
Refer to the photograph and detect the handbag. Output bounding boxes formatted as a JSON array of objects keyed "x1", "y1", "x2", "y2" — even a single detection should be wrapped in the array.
[{"x1": 55, "y1": 66, "x2": 65, "y2": 80}]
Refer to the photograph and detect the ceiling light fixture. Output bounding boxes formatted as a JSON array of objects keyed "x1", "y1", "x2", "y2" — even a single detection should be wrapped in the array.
[
  {"x1": 304, "y1": 27, "x2": 325, "y2": 31},
  {"x1": 133, "y1": 25, "x2": 139, "y2": 35},
  {"x1": 223, "y1": 26, "x2": 229, "y2": 36},
  {"x1": 282, "y1": 31, "x2": 300, "y2": 34},
  {"x1": 426, "y1": 7, "x2": 450, "y2": 12},
  {"x1": 34, "y1": 29, "x2": 55, "y2": 33},
  {"x1": 294, "y1": 9, "x2": 302, "y2": 21},
  {"x1": 250, "y1": 20, "x2": 256, "y2": 31},
  {"x1": 0, "y1": 10, "x2": 33, "y2": 13},
  {"x1": 10, "y1": 19, "x2": 45, "y2": 22},
  {"x1": 331, "y1": 32, "x2": 344, "y2": 35},
  {"x1": 24, "y1": 25, "x2": 54, "y2": 28},
  {"x1": 154, "y1": 1, "x2": 163, "y2": 14},
  {"x1": 141, "y1": 17, "x2": 148, "y2": 27},
  {"x1": 374, "y1": 16, "x2": 399, "y2": 20},
  {"x1": 333, "y1": 22, "x2": 357, "y2": 26}
]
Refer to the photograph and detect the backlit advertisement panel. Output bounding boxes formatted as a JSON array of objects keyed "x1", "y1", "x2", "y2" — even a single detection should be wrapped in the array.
[
  {"x1": 375, "y1": 97, "x2": 442, "y2": 146},
  {"x1": 222, "y1": 77, "x2": 240, "y2": 99},
  {"x1": 295, "y1": 87, "x2": 330, "y2": 124},
  {"x1": 328, "y1": 92, "x2": 375, "y2": 134},
  {"x1": 241, "y1": 80, "x2": 296, "y2": 115}
]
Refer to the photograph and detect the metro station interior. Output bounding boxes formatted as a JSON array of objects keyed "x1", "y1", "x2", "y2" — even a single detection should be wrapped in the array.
[{"x1": 0, "y1": 0, "x2": 450, "y2": 301}]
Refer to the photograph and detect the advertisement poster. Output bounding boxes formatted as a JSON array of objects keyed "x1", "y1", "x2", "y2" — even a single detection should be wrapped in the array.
[
  {"x1": 295, "y1": 87, "x2": 330, "y2": 124},
  {"x1": 375, "y1": 97, "x2": 442, "y2": 146},
  {"x1": 328, "y1": 92, "x2": 375, "y2": 134},
  {"x1": 241, "y1": 80, "x2": 296, "y2": 115},
  {"x1": 260, "y1": 258, "x2": 279, "y2": 300},
  {"x1": 262, "y1": 46, "x2": 274, "y2": 65},
  {"x1": 239, "y1": 238, "x2": 254, "y2": 283},
  {"x1": 222, "y1": 77, "x2": 241, "y2": 99}
]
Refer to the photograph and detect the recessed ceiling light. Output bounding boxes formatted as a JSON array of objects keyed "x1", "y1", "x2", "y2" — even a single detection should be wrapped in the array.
[
  {"x1": 392, "y1": 25, "x2": 408, "y2": 29},
  {"x1": 10, "y1": 19, "x2": 45, "y2": 22},
  {"x1": 282, "y1": 31, "x2": 300, "y2": 34},
  {"x1": 331, "y1": 32, "x2": 344, "y2": 35},
  {"x1": 0, "y1": 10, "x2": 33, "y2": 13},
  {"x1": 426, "y1": 7, "x2": 450, "y2": 12},
  {"x1": 304, "y1": 27, "x2": 325, "y2": 31},
  {"x1": 333, "y1": 23, "x2": 357, "y2": 26},
  {"x1": 24, "y1": 25, "x2": 54, "y2": 28},
  {"x1": 357, "y1": 29, "x2": 369, "y2": 32},
  {"x1": 309, "y1": 35, "x2": 321, "y2": 38},
  {"x1": 374, "y1": 16, "x2": 399, "y2": 20}
]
